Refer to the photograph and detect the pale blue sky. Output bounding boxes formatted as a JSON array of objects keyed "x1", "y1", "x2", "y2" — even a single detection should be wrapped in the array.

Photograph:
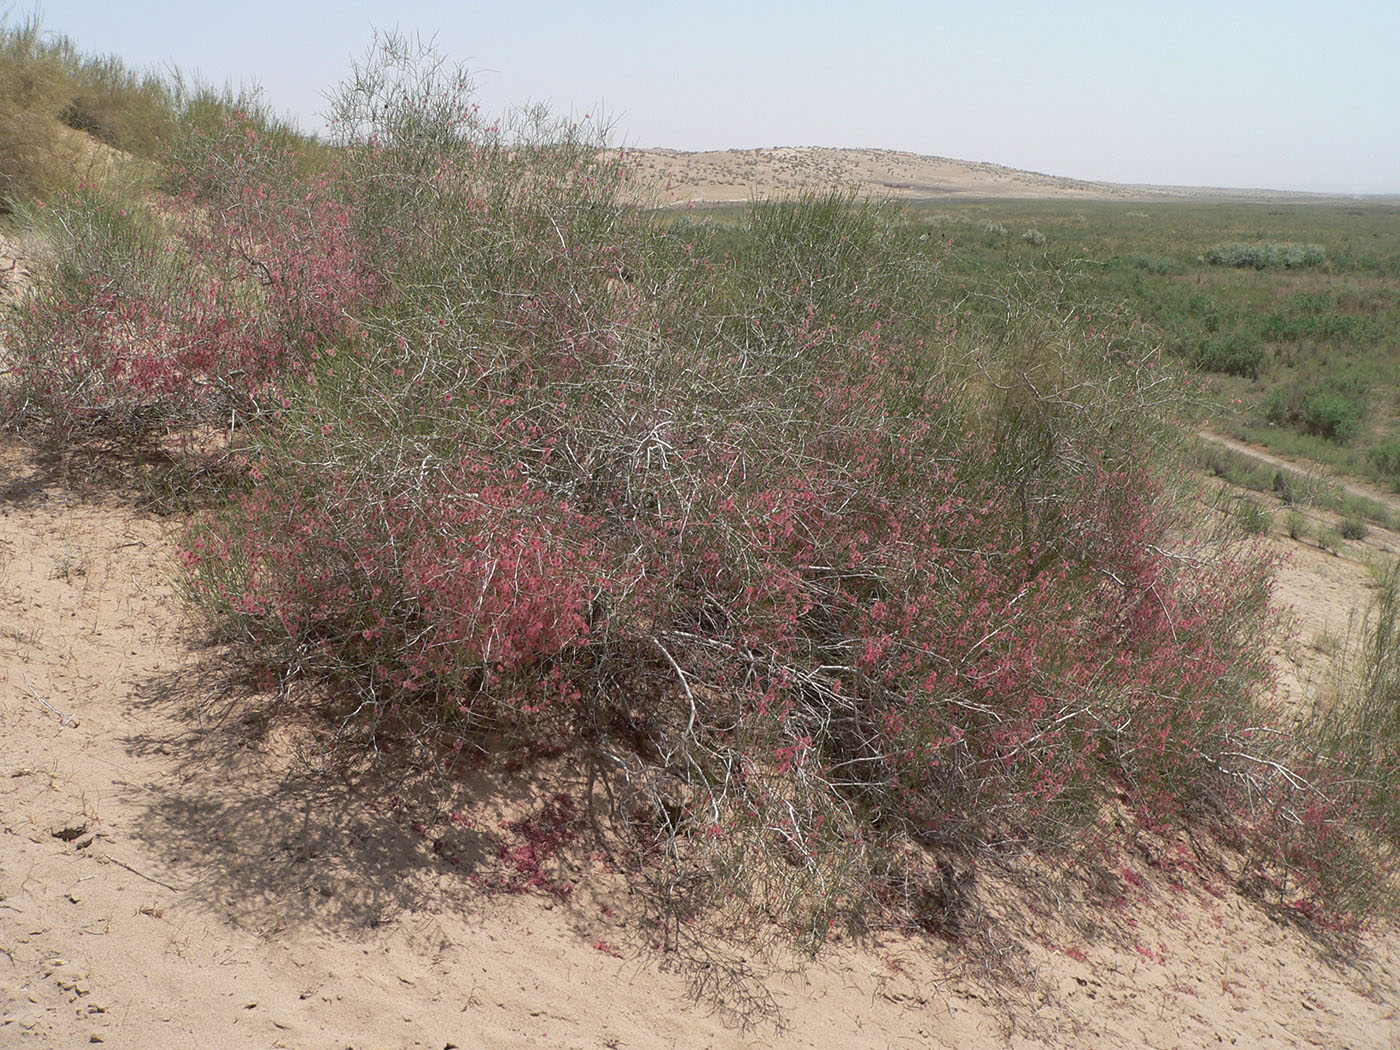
[{"x1": 38, "y1": 1, "x2": 1400, "y2": 193}]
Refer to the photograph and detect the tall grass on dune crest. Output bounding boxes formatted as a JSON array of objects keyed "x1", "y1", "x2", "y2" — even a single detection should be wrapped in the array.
[
  {"x1": 0, "y1": 14, "x2": 323, "y2": 209},
  {"x1": 0, "y1": 14, "x2": 171, "y2": 203},
  {"x1": 2, "y1": 30, "x2": 1396, "y2": 947}
]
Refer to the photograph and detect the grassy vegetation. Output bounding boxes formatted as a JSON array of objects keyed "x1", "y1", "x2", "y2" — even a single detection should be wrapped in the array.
[
  {"x1": 1308, "y1": 561, "x2": 1400, "y2": 846},
  {"x1": 912, "y1": 199, "x2": 1400, "y2": 494},
  {"x1": 1189, "y1": 439, "x2": 1396, "y2": 528},
  {"x1": 0, "y1": 14, "x2": 171, "y2": 202},
  {"x1": 676, "y1": 195, "x2": 1400, "y2": 504},
  {"x1": 0, "y1": 14, "x2": 321, "y2": 208},
  {"x1": 2, "y1": 19, "x2": 1399, "y2": 968}
]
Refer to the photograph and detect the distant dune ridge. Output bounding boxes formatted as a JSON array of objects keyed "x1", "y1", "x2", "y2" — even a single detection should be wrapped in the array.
[{"x1": 618, "y1": 145, "x2": 1370, "y2": 205}]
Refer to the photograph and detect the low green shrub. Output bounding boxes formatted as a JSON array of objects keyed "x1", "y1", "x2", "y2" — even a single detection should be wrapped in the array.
[
  {"x1": 1235, "y1": 498, "x2": 1271, "y2": 534},
  {"x1": 1367, "y1": 438, "x2": 1400, "y2": 481},
  {"x1": 1340, "y1": 516, "x2": 1368, "y2": 540},
  {"x1": 1300, "y1": 389, "x2": 1364, "y2": 442},
  {"x1": 1124, "y1": 253, "x2": 1185, "y2": 275},
  {"x1": 1192, "y1": 332, "x2": 1264, "y2": 378},
  {"x1": 1265, "y1": 381, "x2": 1366, "y2": 443},
  {"x1": 1205, "y1": 242, "x2": 1326, "y2": 269}
]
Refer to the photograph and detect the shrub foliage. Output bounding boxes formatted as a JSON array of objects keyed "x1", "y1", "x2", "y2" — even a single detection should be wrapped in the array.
[{"x1": 1205, "y1": 242, "x2": 1326, "y2": 270}]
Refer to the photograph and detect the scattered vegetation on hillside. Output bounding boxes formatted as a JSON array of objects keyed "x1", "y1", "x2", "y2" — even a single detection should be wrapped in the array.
[
  {"x1": 0, "y1": 14, "x2": 166, "y2": 202},
  {"x1": 0, "y1": 14, "x2": 317, "y2": 208},
  {"x1": 862, "y1": 199, "x2": 1400, "y2": 500}
]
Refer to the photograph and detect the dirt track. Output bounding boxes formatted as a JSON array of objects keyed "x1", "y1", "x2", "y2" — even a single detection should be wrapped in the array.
[{"x1": 1198, "y1": 427, "x2": 1400, "y2": 521}]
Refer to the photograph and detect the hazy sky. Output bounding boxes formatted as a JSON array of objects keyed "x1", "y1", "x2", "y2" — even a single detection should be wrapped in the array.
[{"x1": 40, "y1": 0, "x2": 1400, "y2": 193}]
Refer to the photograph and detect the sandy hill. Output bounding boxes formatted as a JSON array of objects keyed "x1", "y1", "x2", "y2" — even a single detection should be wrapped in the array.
[{"x1": 621, "y1": 146, "x2": 1355, "y2": 205}]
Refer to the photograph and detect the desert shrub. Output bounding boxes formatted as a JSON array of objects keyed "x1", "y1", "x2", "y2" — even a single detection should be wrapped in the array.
[
  {"x1": 1264, "y1": 380, "x2": 1366, "y2": 443},
  {"x1": 1186, "y1": 292, "x2": 1216, "y2": 319},
  {"x1": 170, "y1": 36, "x2": 1334, "y2": 942},
  {"x1": 160, "y1": 104, "x2": 377, "y2": 348},
  {"x1": 1022, "y1": 228, "x2": 1045, "y2": 246},
  {"x1": 1300, "y1": 389, "x2": 1364, "y2": 442},
  {"x1": 0, "y1": 28, "x2": 1358, "y2": 938},
  {"x1": 1263, "y1": 386, "x2": 1297, "y2": 428},
  {"x1": 721, "y1": 189, "x2": 942, "y2": 365},
  {"x1": 0, "y1": 185, "x2": 207, "y2": 445},
  {"x1": 1, "y1": 100, "x2": 375, "y2": 451},
  {"x1": 1284, "y1": 511, "x2": 1309, "y2": 540},
  {"x1": 1192, "y1": 331, "x2": 1264, "y2": 378},
  {"x1": 184, "y1": 31, "x2": 648, "y2": 727},
  {"x1": 1124, "y1": 253, "x2": 1185, "y2": 275},
  {"x1": 1366, "y1": 438, "x2": 1400, "y2": 482},
  {"x1": 1205, "y1": 242, "x2": 1325, "y2": 269}
]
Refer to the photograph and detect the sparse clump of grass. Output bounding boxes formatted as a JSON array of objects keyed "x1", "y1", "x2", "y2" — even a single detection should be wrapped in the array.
[
  {"x1": 1193, "y1": 441, "x2": 1274, "y2": 492},
  {"x1": 1366, "y1": 438, "x2": 1400, "y2": 487},
  {"x1": 1337, "y1": 492, "x2": 1394, "y2": 531},
  {"x1": 1303, "y1": 560, "x2": 1400, "y2": 911},
  {"x1": 1124, "y1": 253, "x2": 1185, "y2": 275},
  {"x1": 1284, "y1": 510, "x2": 1309, "y2": 541},
  {"x1": 1235, "y1": 497, "x2": 1271, "y2": 534},
  {"x1": 1316, "y1": 525, "x2": 1344, "y2": 554},
  {"x1": 1339, "y1": 516, "x2": 1368, "y2": 541}
]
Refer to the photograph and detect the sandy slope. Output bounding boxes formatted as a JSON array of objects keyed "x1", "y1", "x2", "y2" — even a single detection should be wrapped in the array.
[
  {"x1": 2, "y1": 441, "x2": 1398, "y2": 1049},
  {"x1": 618, "y1": 147, "x2": 1356, "y2": 207},
  {"x1": 1196, "y1": 430, "x2": 1400, "y2": 707}
]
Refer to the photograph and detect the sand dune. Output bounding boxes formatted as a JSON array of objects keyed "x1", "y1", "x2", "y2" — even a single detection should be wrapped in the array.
[{"x1": 619, "y1": 146, "x2": 1360, "y2": 205}]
